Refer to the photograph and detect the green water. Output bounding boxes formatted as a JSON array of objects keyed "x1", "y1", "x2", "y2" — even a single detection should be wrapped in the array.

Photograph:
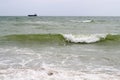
[{"x1": 0, "y1": 16, "x2": 120, "y2": 80}]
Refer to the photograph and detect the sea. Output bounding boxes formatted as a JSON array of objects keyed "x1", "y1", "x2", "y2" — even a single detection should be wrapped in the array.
[{"x1": 0, "y1": 16, "x2": 120, "y2": 80}]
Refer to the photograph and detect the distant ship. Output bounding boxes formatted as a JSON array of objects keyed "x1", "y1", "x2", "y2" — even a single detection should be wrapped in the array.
[{"x1": 28, "y1": 14, "x2": 37, "y2": 17}]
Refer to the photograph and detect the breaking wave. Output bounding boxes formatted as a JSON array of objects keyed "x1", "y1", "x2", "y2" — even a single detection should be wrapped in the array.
[
  {"x1": 70, "y1": 19, "x2": 94, "y2": 23},
  {"x1": 63, "y1": 34, "x2": 106, "y2": 43},
  {"x1": 0, "y1": 34, "x2": 120, "y2": 44}
]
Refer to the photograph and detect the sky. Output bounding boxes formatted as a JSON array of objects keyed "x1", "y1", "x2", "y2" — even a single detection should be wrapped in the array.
[{"x1": 0, "y1": 0, "x2": 120, "y2": 16}]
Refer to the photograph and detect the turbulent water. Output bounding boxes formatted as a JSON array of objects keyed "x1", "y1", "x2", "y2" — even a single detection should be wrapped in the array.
[{"x1": 0, "y1": 16, "x2": 120, "y2": 80}]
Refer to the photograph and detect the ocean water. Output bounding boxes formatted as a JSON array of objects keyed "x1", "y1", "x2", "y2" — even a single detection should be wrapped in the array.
[{"x1": 0, "y1": 16, "x2": 120, "y2": 80}]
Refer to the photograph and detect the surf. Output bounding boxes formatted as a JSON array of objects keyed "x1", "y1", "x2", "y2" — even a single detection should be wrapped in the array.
[
  {"x1": 70, "y1": 19, "x2": 94, "y2": 23},
  {"x1": 0, "y1": 34, "x2": 120, "y2": 45}
]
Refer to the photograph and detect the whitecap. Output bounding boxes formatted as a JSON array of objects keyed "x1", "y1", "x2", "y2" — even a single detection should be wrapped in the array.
[{"x1": 63, "y1": 34, "x2": 107, "y2": 43}]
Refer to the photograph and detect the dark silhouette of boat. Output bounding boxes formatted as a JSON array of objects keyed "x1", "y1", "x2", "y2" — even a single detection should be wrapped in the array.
[{"x1": 28, "y1": 14, "x2": 37, "y2": 17}]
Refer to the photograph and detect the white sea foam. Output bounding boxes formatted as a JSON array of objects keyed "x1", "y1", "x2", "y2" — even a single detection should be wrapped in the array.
[
  {"x1": 70, "y1": 20, "x2": 93, "y2": 23},
  {"x1": 0, "y1": 47, "x2": 120, "y2": 80},
  {"x1": 0, "y1": 66, "x2": 119, "y2": 80},
  {"x1": 81, "y1": 20, "x2": 94, "y2": 23},
  {"x1": 0, "y1": 47, "x2": 42, "y2": 68},
  {"x1": 0, "y1": 47, "x2": 36, "y2": 55},
  {"x1": 63, "y1": 34, "x2": 107, "y2": 43}
]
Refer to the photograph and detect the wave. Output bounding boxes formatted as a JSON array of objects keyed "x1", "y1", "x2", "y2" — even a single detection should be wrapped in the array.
[
  {"x1": 63, "y1": 34, "x2": 120, "y2": 43},
  {"x1": 63, "y1": 34, "x2": 106, "y2": 43},
  {"x1": 0, "y1": 34, "x2": 66, "y2": 45},
  {"x1": 1, "y1": 34, "x2": 120, "y2": 44},
  {"x1": 70, "y1": 19, "x2": 94, "y2": 23},
  {"x1": 81, "y1": 20, "x2": 94, "y2": 23}
]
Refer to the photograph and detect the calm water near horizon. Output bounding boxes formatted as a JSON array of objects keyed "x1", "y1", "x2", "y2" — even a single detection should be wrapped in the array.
[{"x1": 0, "y1": 16, "x2": 120, "y2": 80}]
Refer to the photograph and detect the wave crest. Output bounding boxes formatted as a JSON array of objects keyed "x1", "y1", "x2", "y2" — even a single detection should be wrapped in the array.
[
  {"x1": 1, "y1": 34, "x2": 120, "y2": 44},
  {"x1": 70, "y1": 19, "x2": 94, "y2": 23},
  {"x1": 63, "y1": 34, "x2": 106, "y2": 43}
]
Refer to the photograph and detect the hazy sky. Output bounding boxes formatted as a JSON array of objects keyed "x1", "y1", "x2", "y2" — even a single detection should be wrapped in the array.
[{"x1": 0, "y1": 0, "x2": 120, "y2": 16}]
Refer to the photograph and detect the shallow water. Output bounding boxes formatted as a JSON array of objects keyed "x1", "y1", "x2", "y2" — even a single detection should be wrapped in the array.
[{"x1": 0, "y1": 16, "x2": 120, "y2": 80}]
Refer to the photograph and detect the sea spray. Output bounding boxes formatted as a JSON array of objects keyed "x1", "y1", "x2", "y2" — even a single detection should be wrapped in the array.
[{"x1": 63, "y1": 34, "x2": 107, "y2": 43}]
